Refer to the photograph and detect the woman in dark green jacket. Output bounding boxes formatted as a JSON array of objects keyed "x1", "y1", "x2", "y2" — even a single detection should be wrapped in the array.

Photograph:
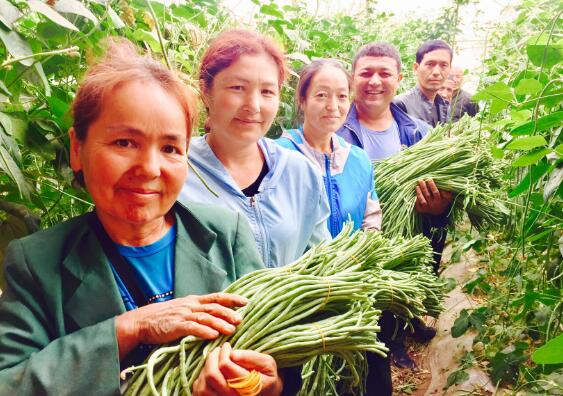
[{"x1": 0, "y1": 39, "x2": 284, "y2": 396}]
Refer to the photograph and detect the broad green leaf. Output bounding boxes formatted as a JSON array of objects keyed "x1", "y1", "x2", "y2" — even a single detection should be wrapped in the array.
[
  {"x1": 526, "y1": 34, "x2": 563, "y2": 68},
  {"x1": 544, "y1": 168, "x2": 563, "y2": 201},
  {"x1": 508, "y1": 161, "x2": 552, "y2": 198},
  {"x1": 28, "y1": 0, "x2": 79, "y2": 31},
  {"x1": 33, "y1": 63, "x2": 51, "y2": 97},
  {"x1": 0, "y1": 0, "x2": 21, "y2": 29},
  {"x1": 0, "y1": 81, "x2": 10, "y2": 97},
  {"x1": 532, "y1": 333, "x2": 563, "y2": 365},
  {"x1": 108, "y1": 7, "x2": 125, "y2": 29},
  {"x1": 555, "y1": 144, "x2": 563, "y2": 157},
  {"x1": 491, "y1": 146, "x2": 504, "y2": 159},
  {"x1": 0, "y1": 112, "x2": 12, "y2": 135},
  {"x1": 511, "y1": 148, "x2": 552, "y2": 167},
  {"x1": 505, "y1": 135, "x2": 547, "y2": 151},
  {"x1": 451, "y1": 309, "x2": 470, "y2": 338},
  {"x1": 473, "y1": 82, "x2": 512, "y2": 115},
  {"x1": 446, "y1": 370, "x2": 469, "y2": 387},
  {"x1": 6, "y1": 117, "x2": 27, "y2": 143},
  {"x1": 514, "y1": 79, "x2": 542, "y2": 95},
  {"x1": 132, "y1": 29, "x2": 163, "y2": 53},
  {"x1": 0, "y1": 145, "x2": 30, "y2": 199},
  {"x1": 0, "y1": 29, "x2": 34, "y2": 66},
  {"x1": 260, "y1": 4, "x2": 283, "y2": 18},
  {"x1": 511, "y1": 111, "x2": 563, "y2": 136},
  {"x1": 54, "y1": 0, "x2": 98, "y2": 24},
  {"x1": 491, "y1": 347, "x2": 527, "y2": 384}
]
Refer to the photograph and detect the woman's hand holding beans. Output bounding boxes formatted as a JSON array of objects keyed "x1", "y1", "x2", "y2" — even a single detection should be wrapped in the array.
[
  {"x1": 193, "y1": 343, "x2": 283, "y2": 396},
  {"x1": 115, "y1": 293, "x2": 248, "y2": 360}
]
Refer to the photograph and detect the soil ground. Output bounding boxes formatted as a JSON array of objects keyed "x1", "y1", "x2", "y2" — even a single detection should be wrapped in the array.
[{"x1": 392, "y1": 243, "x2": 497, "y2": 396}]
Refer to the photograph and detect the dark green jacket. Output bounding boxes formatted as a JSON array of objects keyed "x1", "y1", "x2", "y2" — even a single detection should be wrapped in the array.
[{"x1": 0, "y1": 202, "x2": 264, "y2": 395}]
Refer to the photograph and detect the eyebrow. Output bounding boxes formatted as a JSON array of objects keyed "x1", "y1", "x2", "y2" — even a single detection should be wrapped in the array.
[
  {"x1": 106, "y1": 125, "x2": 185, "y2": 141},
  {"x1": 227, "y1": 75, "x2": 278, "y2": 87}
]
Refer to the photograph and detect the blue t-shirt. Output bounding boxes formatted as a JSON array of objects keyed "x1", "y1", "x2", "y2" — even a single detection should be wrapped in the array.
[
  {"x1": 360, "y1": 120, "x2": 402, "y2": 160},
  {"x1": 110, "y1": 223, "x2": 176, "y2": 311}
]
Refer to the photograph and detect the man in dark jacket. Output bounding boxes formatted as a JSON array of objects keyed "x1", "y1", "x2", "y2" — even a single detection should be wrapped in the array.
[
  {"x1": 448, "y1": 65, "x2": 479, "y2": 121},
  {"x1": 394, "y1": 40, "x2": 452, "y2": 127},
  {"x1": 337, "y1": 42, "x2": 452, "y2": 395}
]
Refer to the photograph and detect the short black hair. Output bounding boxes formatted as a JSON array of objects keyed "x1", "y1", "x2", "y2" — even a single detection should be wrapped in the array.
[
  {"x1": 296, "y1": 59, "x2": 350, "y2": 107},
  {"x1": 352, "y1": 42, "x2": 402, "y2": 73},
  {"x1": 415, "y1": 40, "x2": 453, "y2": 64}
]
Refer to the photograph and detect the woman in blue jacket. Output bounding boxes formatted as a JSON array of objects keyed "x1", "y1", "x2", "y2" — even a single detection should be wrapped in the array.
[
  {"x1": 277, "y1": 59, "x2": 381, "y2": 237},
  {"x1": 181, "y1": 30, "x2": 331, "y2": 269}
]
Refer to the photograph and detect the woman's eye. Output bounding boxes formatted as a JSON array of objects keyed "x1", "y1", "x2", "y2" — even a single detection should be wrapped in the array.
[
  {"x1": 316, "y1": 92, "x2": 328, "y2": 98},
  {"x1": 162, "y1": 145, "x2": 180, "y2": 154},
  {"x1": 262, "y1": 88, "x2": 277, "y2": 96},
  {"x1": 114, "y1": 139, "x2": 134, "y2": 148},
  {"x1": 339, "y1": 94, "x2": 349, "y2": 100},
  {"x1": 229, "y1": 85, "x2": 243, "y2": 91}
]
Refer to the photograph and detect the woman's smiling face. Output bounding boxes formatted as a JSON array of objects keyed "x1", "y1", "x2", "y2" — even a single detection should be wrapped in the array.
[
  {"x1": 204, "y1": 53, "x2": 281, "y2": 146},
  {"x1": 70, "y1": 80, "x2": 188, "y2": 228}
]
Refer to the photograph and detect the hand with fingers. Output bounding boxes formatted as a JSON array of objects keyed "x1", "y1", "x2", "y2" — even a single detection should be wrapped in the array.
[
  {"x1": 414, "y1": 179, "x2": 453, "y2": 215},
  {"x1": 115, "y1": 293, "x2": 248, "y2": 360},
  {"x1": 193, "y1": 343, "x2": 283, "y2": 396}
]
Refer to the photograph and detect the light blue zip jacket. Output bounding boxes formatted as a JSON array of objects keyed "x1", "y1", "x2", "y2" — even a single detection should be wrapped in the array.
[
  {"x1": 180, "y1": 136, "x2": 331, "y2": 268},
  {"x1": 277, "y1": 128, "x2": 381, "y2": 237}
]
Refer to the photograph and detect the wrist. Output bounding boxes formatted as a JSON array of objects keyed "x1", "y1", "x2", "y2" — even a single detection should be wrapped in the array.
[{"x1": 115, "y1": 312, "x2": 140, "y2": 360}]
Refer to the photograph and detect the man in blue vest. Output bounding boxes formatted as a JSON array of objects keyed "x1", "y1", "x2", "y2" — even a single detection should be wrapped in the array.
[{"x1": 337, "y1": 42, "x2": 452, "y2": 394}]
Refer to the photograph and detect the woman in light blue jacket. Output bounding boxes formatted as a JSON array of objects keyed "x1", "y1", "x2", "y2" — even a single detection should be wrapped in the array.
[
  {"x1": 181, "y1": 30, "x2": 330, "y2": 269},
  {"x1": 277, "y1": 59, "x2": 382, "y2": 237}
]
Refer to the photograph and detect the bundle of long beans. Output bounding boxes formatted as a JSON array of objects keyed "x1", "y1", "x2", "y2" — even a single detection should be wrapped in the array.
[
  {"x1": 375, "y1": 117, "x2": 508, "y2": 239},
  {"x1": 124, "y1": 225, "x2": 444, "y2": 396}
]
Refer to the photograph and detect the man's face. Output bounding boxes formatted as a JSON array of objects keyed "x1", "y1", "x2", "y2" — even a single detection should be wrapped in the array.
[
  {"x1": 438, "y1": 79, "x2": 455, "y2": 101},
  {"x1": 413, "y1": 49, "x2": 451, "y2": 93},
  {"x1": 352, "y1": 56, "x2": 402, "y2": 115},
  {"x1": 449, "y1": 66, "x2": 464, "y2": 91}
]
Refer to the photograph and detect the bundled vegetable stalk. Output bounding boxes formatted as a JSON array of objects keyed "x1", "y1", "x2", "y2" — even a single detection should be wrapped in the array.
[
  {"x1": 124, "y1": 226, "x2": 443, "y2": 396},
  {"x1": 375, "y1": 117, "x2": 508, "y2": 239}
]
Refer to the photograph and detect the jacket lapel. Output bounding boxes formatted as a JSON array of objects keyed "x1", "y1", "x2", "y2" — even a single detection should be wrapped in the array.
[
  {"x1": 62, "y1": 227, "x2": 125, "y2": 332},
  {"x1": 62, "y1": 203, "x2": 228, "y2": 332},
  {"x1": 173, "y1": 202, "x2": 227, "y2": 297}
]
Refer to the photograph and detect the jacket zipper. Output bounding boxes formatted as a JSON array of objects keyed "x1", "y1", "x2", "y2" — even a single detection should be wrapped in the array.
[
  {"x1": 324, "y1": 154, "x2": 337, "y2": 236},
  {"x1": 249, "y1": 195, "x2": 270, "y2": 267}
]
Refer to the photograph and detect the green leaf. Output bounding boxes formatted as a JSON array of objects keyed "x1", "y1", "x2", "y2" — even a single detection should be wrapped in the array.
[
  {"x1": 446, "y1": 369, "x2": 469, "y2": 388},
  {"x1": 260, "y1": 4, "x2": 283, "y2": 18},
  {"x1": 511, "y1": 111, "x2": 563, "y2": 136},
  {"x1": 491, "y1": 347, "x2": 527, "y2": 384},
  {"x1": 54, "y1": 0, "x2": 98, "y2": 24},
  {"x1": 0, "y1": 145, "x2": 30, "y2": 199},
  {"x1": 512, "y1": 148, "x2": 552, "y2": 167},
  {"x1": 28, "y1": 0, "x2": 79, "y2": 31},
  {"x1": 451, "y1": 309, "x2": 470, "y2": 338},
  {"x1": 33, "y1": 63, "x2": 51, "y2": 97},
  {"x1": 108, "y1": 7, "x2": 125, "y2": 29},
  {"x1": 508, "y1": 161, "x2": 552, "y2": 198},
  {"x1": 0, "y1": 29, "x2": 34, "y2": 66},
  {"x1": 0, "y1": 81, "x2": 10, "y2": 97},
  {"x1": 0, "y1": 0, "x2": 21, "y2": 29},
  {"x1": 505, "y1": 135, "x2": 547, "y2": 151},
  {"x1": 131, "y1": 29, "x2": 163, "y2": 53},
  {"x1": 555, "y1": 144, "x2": 563, "y2": 157},
  {"x1": 544, "y1": 168, "x2": 563, "y2": 201},
  {"x1": 526, "y1": 34, "x2": 563, "y2": 68},
  {"x1": 473, "y1": 82, "x2": 512, "y2": 115},
  {"x1": 514, "y1": 79, "x2": 542, "y2": 95},
  {"x1": 532, "y1": 334, "x2": 563, "y2": 365},
  {"x1": 491, "y1": 146, "x2": 504, "y2": 159}
]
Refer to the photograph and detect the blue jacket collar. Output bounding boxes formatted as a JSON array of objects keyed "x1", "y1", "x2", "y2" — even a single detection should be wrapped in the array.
[{"x1": 342, "y1": 102, "x2": 424, "y2": 148}]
